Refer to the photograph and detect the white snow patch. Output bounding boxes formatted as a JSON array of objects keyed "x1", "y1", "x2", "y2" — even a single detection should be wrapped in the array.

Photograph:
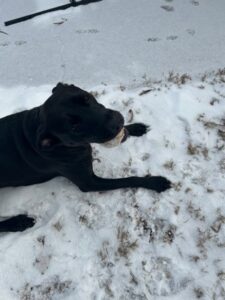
[{"x1": 0, "y1": 77, "x2": 225, "y2": 299}]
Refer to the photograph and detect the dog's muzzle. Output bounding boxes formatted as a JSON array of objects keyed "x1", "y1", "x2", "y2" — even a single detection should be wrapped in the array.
[{"x1": 103, "y1": 127, "x2": 128, "y2": 148}]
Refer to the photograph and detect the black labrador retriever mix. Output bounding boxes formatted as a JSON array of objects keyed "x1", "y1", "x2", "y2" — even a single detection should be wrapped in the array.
[{"x1": 0, "y1": 83, "x2": 171, "y2": 232}]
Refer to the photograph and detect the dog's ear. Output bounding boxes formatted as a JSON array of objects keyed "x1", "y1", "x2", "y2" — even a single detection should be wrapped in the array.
[
  {"x1": 52, "y1": 82, "x2": 81, "y2": 94},
  {"x1": 52, "y1": 82, "x2": 64, "y2": 94}
]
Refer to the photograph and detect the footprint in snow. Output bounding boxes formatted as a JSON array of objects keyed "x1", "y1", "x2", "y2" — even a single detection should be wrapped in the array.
[
  {"x1": 143, "y1": 257, "x2": 191, "y2": 296},
  {"x1": 186, "y1": 29, "x2": 196, "y2": 36},
  {"x1": 161, "y1": 5, "x2": 174, "y2": 12},
  {"x1": 15, "y1": 40, "x2": 27, "y2": 46},
  {"x1": 0, "y1": 42, "x2": 10, "y2": 47},
  {"x1": 191, "y1": 0, "x2": 199, "y2": 6},
  {"x1": 166, "y1": 35, "x2": 178, "y2": 41},
  {"x1": 147, "y1": 37, "x2": 160, "y2": 42}
]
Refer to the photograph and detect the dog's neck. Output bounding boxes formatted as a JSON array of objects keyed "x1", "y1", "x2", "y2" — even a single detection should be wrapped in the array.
[{"x1": 23, "y1": 107, "x2": 41, "y2": 152}]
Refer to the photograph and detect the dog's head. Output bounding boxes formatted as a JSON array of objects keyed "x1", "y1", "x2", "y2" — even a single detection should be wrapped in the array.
[{"x1": 37, "y1": 83, "x2": 125, "y2": 149}]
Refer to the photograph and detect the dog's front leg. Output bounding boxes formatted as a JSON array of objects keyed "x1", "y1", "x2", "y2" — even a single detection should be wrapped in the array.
[
  {"x1": 125, "y1": 123, "x2": 149, "y2": 137},
  {"x1": 77, "y1": 174, "x2": 171, "y2": 193},
  {"x1": 0, "y1": 215, "x2": 35, "y2": 232},
  {"x1": 61, "y1": 166, "x2": 171, "y2": 193}
]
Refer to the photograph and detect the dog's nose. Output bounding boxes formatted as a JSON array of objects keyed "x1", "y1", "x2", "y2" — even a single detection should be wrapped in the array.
[
  {"x1": 109, "y1": 123, "x2": 122, "y2": 133},
  {"x1": 106, "y1": 110, "x2": 124, "y2": 135}
]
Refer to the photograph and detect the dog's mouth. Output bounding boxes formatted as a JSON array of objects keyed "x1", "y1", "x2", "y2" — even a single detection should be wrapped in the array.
[{"x1": 103, "y1": 127, "x2": 128, "y2": 148}]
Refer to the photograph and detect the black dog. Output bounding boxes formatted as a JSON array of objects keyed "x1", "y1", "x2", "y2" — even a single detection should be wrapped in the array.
[{"x1": 0, "y1": 83, "x2": 171, "y2": 232}]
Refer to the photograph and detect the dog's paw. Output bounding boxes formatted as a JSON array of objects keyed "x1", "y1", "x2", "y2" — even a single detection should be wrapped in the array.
[
  {"x1": 126, "y1": 123, "x2": 150, "y2": 137},
  {"x1": 143, "y1": 176, "x2": 172, "y2": 193},
  {"x1": 5, "y1": 215, "x2": 36, "y2": 232}
]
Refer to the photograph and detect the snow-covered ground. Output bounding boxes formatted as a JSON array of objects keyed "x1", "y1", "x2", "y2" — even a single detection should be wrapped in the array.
[
  {"x1": 0, "y1": 73, "x2": 225, "y2": 299},
  {"x1": 1, "y1": 0, "x2": 225, "y2": 299},
  {"x1": 1, "y1": 0, "x2": 225, "y2": 86}
]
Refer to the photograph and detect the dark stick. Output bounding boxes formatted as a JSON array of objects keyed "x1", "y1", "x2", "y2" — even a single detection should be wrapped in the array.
[{"x1": 4, "y1": 0, "x2": 102, "y2": 27}]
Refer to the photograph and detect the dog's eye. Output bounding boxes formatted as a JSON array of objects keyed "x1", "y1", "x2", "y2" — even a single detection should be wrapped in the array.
[
  {"x1": 71, "y1": 123, "x2": 79, "y2": 132},
  {"x1": 75, "y1": 96, "x2": 90, "y2": 107},
  {"x1": 69, "y1": 115, "x2": 81, "y2": 123},
  {"x1": 69, "y1": 115, "x2": 81, "y2": 131}
]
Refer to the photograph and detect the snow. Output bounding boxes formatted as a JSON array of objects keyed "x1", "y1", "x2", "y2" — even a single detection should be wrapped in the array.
[
  {"x1": 1, "y1": 0, "x2": 225, "y2": 299},
  {"x1": 1, "y1": 0, "x2": 225, "y2": 87},
  {"x1": 0, "y1": 75, "x2": 225, "y2": 299}
]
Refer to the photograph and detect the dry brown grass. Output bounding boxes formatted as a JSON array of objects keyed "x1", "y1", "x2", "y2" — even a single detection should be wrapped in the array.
[
  {"x1": 167, "y1": 72, "x2": 191, "y2": 85},
  {"x1": 117, "y1": 227, "x2": 138, "y2": 258}
]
